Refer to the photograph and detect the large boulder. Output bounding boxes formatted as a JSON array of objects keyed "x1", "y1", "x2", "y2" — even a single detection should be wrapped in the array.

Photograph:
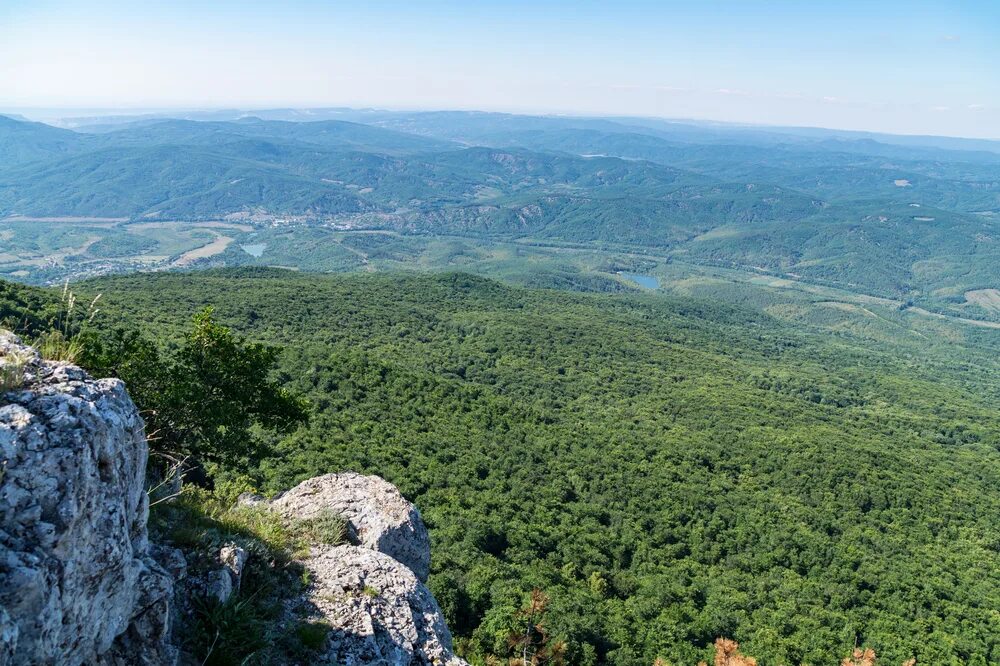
[
  {"x1": 272, "y1": 473, "x2": 467, "y2": 664},
  {"x1": 272, "y1": 472, "x2": 431, "y2": 582},
  {"x1": 300, "y1": 545, "x2": 466, "y2": 666},
  {"x1": 0, "y1": 333, "x2": 175, "y2": 665}
]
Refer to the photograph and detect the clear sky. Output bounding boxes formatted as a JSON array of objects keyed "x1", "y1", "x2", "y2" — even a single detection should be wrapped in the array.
[{"x1": 1, "y1": 0, "x2": 998, "y2": 138}]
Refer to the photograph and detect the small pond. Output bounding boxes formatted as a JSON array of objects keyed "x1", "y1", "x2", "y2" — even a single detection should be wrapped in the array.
[{"x1": 618, "y1": 272, "x2": 660, "y2": 289}]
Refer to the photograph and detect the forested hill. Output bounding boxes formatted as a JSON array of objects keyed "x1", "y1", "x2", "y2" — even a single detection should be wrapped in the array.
[
  {"x1": 4, "y1": 112, "x2": 1000, "y2": 311},
  {"x1": 39, "y1": 268, "x2": 998, "y2": 665}
]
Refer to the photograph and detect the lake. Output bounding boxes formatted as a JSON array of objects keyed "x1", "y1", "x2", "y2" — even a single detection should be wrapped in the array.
[
  {"x1": 618, "y1": 272, "x2": 659, "y2": 289},
  {"x1": 241, "y1": 243, "x2": 266, "y2": 257}
]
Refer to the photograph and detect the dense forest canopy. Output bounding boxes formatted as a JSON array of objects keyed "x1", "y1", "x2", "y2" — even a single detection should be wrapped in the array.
[{"x1": 1, "y1": 268, "x2": 985, "y2": 665}]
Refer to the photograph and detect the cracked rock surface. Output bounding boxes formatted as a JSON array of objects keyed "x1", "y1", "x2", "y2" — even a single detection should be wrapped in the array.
[
  {"x1": 0, "y1": 332, "x2": 175, "y2": 666},
  {"x1": 301, "y1": 545, "x2": 466, "y2": 666},
  {"x1": 273, "y1": 472, "x2": 432, "y2": 582},
  {"x1": 275, "y1": 473, "x2": 467, "y2": 665}
]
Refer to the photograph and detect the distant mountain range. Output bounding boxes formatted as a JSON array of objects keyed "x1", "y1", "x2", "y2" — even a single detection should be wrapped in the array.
[{"x1": 1, "y1": 110, "x2": 999, "y2": 303}]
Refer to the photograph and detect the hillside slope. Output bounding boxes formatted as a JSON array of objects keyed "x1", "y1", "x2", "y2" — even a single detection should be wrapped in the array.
[{"x1": 69, "y1": 268, "x2": 1000, "y2": 665}]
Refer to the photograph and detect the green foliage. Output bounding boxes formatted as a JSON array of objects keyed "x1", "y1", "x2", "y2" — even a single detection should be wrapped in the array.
[
  {"x1": 505, "y1": 590, "x2": 567, "y2": 666},
  {"x1": 0, "y1": 279, "x2": 62, "y2": 336},
  {"x1": 86, "y1": 232, "x2": 157, "y2": 258},
  {"x1": 72, "y1": 269, "x2": 1000, "y2": 665},
  {"x1": 79, "y1": 307, "x2": 308, "y2": 467},
  {"x1": 189, "y1": 593, "x2": 270, "y2": 666},
  {"x1": 150, "y1": 486, "x2": 306, "y2": 665},
  {"x1": 291, "y1": 509, "x2": 348, "y2": 546},
  {"x1": 292, "y1": 621, "x2": 331, "y2": 652},
  {"x1": 151, "y1": 487, "x2": 294, "y2": 566}
]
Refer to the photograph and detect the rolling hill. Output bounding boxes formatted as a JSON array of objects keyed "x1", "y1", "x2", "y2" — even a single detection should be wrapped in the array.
[{"x1": 3, "y1": 111, "x2": 1000, "y2": 319}]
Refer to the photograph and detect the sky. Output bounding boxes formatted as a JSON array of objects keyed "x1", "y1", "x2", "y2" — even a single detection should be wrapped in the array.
[{"x1": 1, "y1": 0, "x2": 998, "y2": 138}]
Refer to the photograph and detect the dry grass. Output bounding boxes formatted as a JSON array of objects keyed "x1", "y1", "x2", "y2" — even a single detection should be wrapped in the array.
[
  {"x1": 34, "y1": 283, "x2": 101, "y2": 364},
  {"x1": 290, "y1": 509, "x2": 349, "y2": 547},
  {"x1": 0, "y1": 347, "x2": 31, "y2": 393}
]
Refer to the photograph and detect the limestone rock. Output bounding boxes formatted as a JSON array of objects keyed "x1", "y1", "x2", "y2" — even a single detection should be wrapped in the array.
[
  {"x1": 0, "y1": 333, "x2": 175, "y2": 666},
  {"x1": 205, "y1": 569, "x2": 234, "y2": 605},
  {"x1": 272, "y1": 472, "x2": 431, "y2": 582},
  {"x1": 302, "y1": 545, "x2": 467, "y2": 666},
  {"x1": 221, "y1": 543, "x2": 249, "y2": 588},
  {"x1": 203, "y1": 543, "x2": 250, "y2": 605}
]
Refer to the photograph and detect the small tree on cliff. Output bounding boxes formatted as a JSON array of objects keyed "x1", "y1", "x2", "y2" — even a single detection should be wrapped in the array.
[{"x1": 81, "y1": 307, "x2": 308, "y2": 470}]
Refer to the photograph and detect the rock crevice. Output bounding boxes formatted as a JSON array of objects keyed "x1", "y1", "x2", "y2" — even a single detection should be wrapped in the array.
[{"x1": 0, "y1": 332, "x2": 174, "y2": 666}]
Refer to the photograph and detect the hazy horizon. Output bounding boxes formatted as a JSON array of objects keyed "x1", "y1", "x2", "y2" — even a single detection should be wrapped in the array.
[
  {"x1": 6, "y1": 103, "x2": 1000, "y2": 144},
  {"x1": 2, "y1": 0, "x2": 998, "y2": 139}
]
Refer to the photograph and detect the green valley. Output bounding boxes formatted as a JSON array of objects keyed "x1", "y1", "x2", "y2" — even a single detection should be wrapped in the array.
[{"x1": 2, "y1": 112, "x2": 1000, "y2": 325}]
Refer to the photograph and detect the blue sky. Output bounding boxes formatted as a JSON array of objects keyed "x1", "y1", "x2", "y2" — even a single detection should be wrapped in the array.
[{"x1": 1, "y1": 0, "x2": 998, "y2": 137}]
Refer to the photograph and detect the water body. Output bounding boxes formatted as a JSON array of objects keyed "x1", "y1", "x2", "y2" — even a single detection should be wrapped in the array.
[
  {"x1": 619, "y1": 272, "x2": 659, "y2": 289},
  {"x1": 241, "y1": 243, "x2": 266, "y2": 257}
]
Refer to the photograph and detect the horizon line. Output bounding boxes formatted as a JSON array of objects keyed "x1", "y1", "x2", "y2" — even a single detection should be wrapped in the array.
[{"x1": 2, "y1": 104, "x2": 999, "y2": 144}]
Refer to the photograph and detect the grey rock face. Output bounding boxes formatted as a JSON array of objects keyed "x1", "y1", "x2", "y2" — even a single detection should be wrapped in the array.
[
  {"x1": 302, "y1": 545, "x2": 466, "y2": 666},
  {"x1": 202, "y1": 543, "x2": 249, "y2": 605},
  {"x1": 0, "y1": 333, "x2": 174, "y2": 666},
  {"x1": 220, "y1": 544, "x2": 249, "y2": 588},
  {"x1": 272, "y1": 472, "x2": 431, "y2": 582},
  {"x1": 205, "y1": 569, "x2": 235, "y2": 606},
  {"x1": 272, "y1": 472, "x2": 467, "y2": 665},
  {"x1": 0, "y1": 331, "x2": 466, "y2": 666}
]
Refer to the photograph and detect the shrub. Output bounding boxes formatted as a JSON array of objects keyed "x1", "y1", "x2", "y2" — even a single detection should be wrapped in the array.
[
  {"x1": 80, "y1": 307, "x2": 308, "y2": 469},
  {"x1": 291, "y1": 508, "x2": 349, "y2": 546}
]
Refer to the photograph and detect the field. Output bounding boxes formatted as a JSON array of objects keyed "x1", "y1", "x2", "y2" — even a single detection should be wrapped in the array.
[
  {"x1": 0, "y1": 218, "x2": 253, "y2": 283},
  {"x1": 965, "y1": 288, "x2": 1000, "y2": 314}
]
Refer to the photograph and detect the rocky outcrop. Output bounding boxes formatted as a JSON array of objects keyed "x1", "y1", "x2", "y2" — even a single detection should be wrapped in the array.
[
  {"x1": 0, "y1": 331, "x2": 465, "y2": 666},
  {"x1": 0, "y1": 333, "x2": 174, "y2": 666},
  {"x1": 304, "y1": 546, "x2": 464, "y2": 666},
  {"x1": 272, "y1": 472, "x2": 431, "y2": 582},
  {"x1": 274, "y1": 474, "x2": 467, "y2": 665}
]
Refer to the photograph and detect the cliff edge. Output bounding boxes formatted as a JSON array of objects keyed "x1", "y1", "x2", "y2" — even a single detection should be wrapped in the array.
[
  {"x1": 0, "y1": 332, "x2": 174, "y2": 665},
  {"x1": 0, "y1": 332, "x2": 466, "y2": 666}
]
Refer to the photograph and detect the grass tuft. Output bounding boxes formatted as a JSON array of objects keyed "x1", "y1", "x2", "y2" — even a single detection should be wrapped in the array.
[
  {"x1": 0, "y1": 347, "x2": 31, "y2": 394},
  {"x1": 290, "y1": 508, "x2": 349, "y2": 547},
  {"x1": 293, "y1": 620, "x2": 332, "y2": 651},
  {"x1": 33, "y1": 285, "x2": 100, "y2": 364}
]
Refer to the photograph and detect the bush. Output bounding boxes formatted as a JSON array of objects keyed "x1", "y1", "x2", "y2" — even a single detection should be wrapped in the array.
[{"x1": 80, "y1": 307, "x2": 309, "y2": 469}]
